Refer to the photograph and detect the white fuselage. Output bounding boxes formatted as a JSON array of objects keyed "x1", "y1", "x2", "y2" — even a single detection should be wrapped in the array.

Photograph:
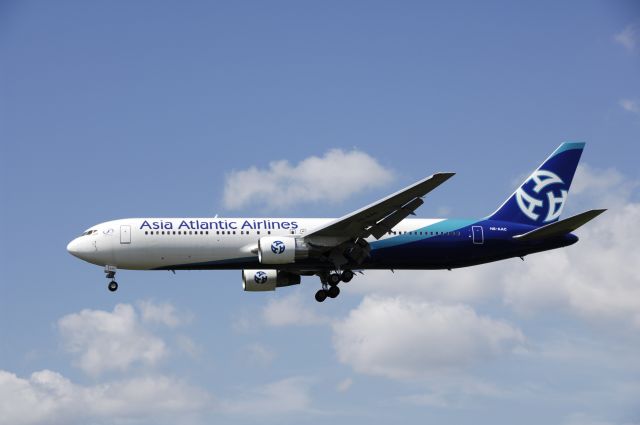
[{"x1": 67, "y1": 217, "x2": 448, "y2": 270}]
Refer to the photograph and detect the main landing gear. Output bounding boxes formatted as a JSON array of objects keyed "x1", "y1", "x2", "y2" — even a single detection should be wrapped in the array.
[
  {"x1": 315, "y1": 270, "x2": 354, "y2": 302},
  {"x1": 105, "y1": 265, "x2": 118, "y2": 292}
]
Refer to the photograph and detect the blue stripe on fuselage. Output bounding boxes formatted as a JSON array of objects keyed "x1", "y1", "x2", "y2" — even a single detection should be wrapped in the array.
[
  {"x1": 367, "y1": 218, "x2": 572, "y2": 269},
  {"x1": 371, "y1": 219, "x2": 477, "y2": 250}
]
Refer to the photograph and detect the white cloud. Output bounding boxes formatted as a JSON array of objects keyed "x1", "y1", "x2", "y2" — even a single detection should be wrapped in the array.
[
  {"x1": 619, "y1": 99, "x2": 640, "y2": 116},
  {"x1": 0, "y1": 369, "x2": 211, "y2": 425},
  {"x1": 138, "y1": 300, "x2": 190, "y2": 328},
  {"x1": 58, "y1": 303, "x2": 169, "y2": 376},
  {"x1": 2, "y1": 301, "x2": 322, "y2": 424},
  {"x1": 263, "y1": 292, "x2": 330, "y2": 327},
  {"x1": 614, "y1": 24, "x2": 638, "y2": 52},
  {"x1": 0, "y1": 368, "x2": 321, "y2": 424},
  {"x1": 218, "y1": 377, "x2": 313, "y2": 415},
  {"x1": 222, "y1": 148, "x2": 394, "y2": 210},
  {"x1": 332, "y1": 296, "x2": 524, "y2": 381}
]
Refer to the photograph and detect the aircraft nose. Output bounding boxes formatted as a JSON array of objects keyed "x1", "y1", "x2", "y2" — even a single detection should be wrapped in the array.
[{"x1": 67, "y1": 238, "x2": 84, "y2": 258}]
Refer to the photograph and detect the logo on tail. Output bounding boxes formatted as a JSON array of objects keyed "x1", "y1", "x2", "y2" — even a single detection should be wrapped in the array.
[{"x1": 515, "y1": 169, "x2": 567, "y2": 223}]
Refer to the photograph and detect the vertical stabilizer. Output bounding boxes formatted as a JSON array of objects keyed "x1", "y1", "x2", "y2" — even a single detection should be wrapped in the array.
[{"x1": 487, "y1": 142, "x2": 585, "y2": 226}]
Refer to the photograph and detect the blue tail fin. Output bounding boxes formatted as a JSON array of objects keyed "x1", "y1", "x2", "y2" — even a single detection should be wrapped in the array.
[{"x1": 487, "y1": 142, "x2": 585, "y2": 226}]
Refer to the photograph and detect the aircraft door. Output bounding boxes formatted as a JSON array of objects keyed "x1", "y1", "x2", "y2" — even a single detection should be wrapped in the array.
[
  {"x1": 120, "y1": 225, "x2": 131, "y2": 244},
  {"x1": 472, "y1": 226, "x2": 484, "y2": 244}
]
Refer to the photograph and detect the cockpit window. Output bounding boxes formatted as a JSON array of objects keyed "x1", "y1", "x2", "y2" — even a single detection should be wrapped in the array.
[{"x1": 81, "y1": 230, "x2": 97, "y2": 236}]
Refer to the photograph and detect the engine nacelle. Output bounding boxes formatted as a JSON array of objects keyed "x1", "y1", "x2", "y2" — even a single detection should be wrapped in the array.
[
  {"x1": 258, "y1": 236, "x2": 308, "y2": 264},
  {"x1": 242, "y1": 269, "x2": 301, "y2": 292}
]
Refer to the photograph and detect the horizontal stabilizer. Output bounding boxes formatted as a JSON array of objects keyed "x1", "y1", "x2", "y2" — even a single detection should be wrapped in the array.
[{"x1": 513, "y1": 209, "x2": 606, "y2": 241}]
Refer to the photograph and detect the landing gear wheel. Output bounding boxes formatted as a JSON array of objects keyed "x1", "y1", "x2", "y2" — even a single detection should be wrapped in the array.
[
  {"x1": 341, "y1": 270, "x2": 354, "y2": 283},
  {"x1": 328, "y1": 273, "x2": 341, "y2": 287},
  {"x1": 327, "y1": 285, "x2": 340, "y2": 298},
  {"x1": 108, "y1": 281, "x2": 118, "y2": 292},
  {"x1": 315, "y1": 289, "x2": 328, "y2": 302}
]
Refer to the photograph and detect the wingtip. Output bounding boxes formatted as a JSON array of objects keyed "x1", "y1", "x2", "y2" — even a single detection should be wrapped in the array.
[{"x1": 434, "y1": 172, "x2": 456, "y2": 178}]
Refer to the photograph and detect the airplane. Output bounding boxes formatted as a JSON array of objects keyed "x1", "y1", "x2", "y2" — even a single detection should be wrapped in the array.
[{"x1": 67, "y1": 142, "x2": 605, "y2": 302}]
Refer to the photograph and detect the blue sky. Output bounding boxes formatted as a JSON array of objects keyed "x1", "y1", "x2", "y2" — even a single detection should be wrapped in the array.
[{"x1": 1, "y1": 1, "x2": 639, "y2": 424}]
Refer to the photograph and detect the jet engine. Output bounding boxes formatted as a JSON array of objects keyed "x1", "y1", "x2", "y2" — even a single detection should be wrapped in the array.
[
  {"x1": 258, "y1": 236, "x2": 309, "y2": 264},
  {"x1": 242, "y1": 269, "x2": 301, "y2": 292}
]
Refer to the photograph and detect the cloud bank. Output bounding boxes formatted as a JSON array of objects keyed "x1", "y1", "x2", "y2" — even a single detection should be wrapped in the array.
[
  {"x1": 58, "y1": 303, "x2": 169, "y2": 376},
  {"x1": 332, "y1": 296, "x2": 524, "y2": 380},
  {"x1": 222, "y1": 149, "x2": 394, "y2": 210},
  {"x1": 0, "y1": 370, "x2": 210, "y2": 425}
]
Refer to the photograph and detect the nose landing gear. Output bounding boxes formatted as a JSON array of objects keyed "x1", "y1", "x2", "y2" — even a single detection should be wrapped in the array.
[
  {"x1": 105, "y1": 265, "x2": 118, "y2": 292},
  {"x1": 108, "y1": 280, "x2": 118, "y2": 292}
]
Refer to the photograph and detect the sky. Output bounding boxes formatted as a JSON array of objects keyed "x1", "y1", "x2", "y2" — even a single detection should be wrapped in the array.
[{"x1": 1, "y1": 1, "x2": 639, "y2": 424}]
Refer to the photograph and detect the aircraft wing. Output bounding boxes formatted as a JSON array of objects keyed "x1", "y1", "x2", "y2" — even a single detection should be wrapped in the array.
[
  {"x1": 513, "y1": 209, "x2": 606, "y2": 241},
  {"x1": 304, "y1": 172, "x2": 455, "y2": 244}
]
